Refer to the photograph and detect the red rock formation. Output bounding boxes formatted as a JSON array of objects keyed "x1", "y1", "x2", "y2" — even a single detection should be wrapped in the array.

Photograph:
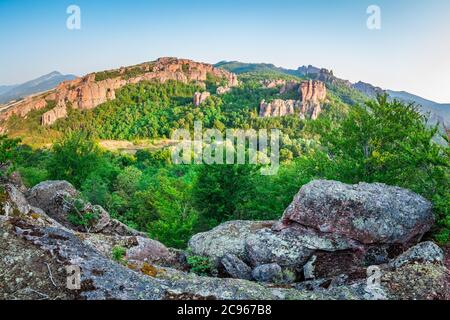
[
  {"x1": 193, "y1": 92, "x2": 211, "y2": 106},
  {"x1": 261, "y1": 79, "x2": 286, "y2": 89},
  {"x1": 0, "y1": 58, "x2": 239, "y2": 127},
  {"x1": 41, "y1": 106, "x2": 68, "y2": 126},
  {"x1": 279, "y1": 81, "x2": 300, "y2": 94},
  {"x1": 216, "y1": 86, "x2": 232, "y2": 95},
  {"x1": 0, "y1": 95, "x2": 49, "y2": 121},
  {"x1": 299, "y1": 80, "x2": 327, "y2": 120},
  {"x1": 259, "y1": 80, "x2": 327, "y2": 120},
  {"x1": 259, "y1": 99, "x2": 300, "y2": 117}
]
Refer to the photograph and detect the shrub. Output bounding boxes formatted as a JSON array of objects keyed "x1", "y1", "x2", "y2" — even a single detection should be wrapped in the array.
[
  {"x1": 112, "y1": 246, "x2": 127, "y2": 265},
  {"x1": 187, "y1": 255, "x2": 213, "y2": 276}
]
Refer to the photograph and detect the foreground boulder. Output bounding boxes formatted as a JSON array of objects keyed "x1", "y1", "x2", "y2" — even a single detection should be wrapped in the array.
[
  {"x1": 27, "y1": 181, "x2": 144, "y2": 237},
  {"x1": 1, "y1": 178, "x2": 447, "y2": 300},
  {"x1": 1, "y1": 213, "x2": 446, "y2": 300},
  {"x1": 189, "y1": 180, "x2": 437, "y2": 284},
  {"x1": 281, "y1": 180, "x2": 434, "y2": 245},
  {"x1": 188, "y1": 221, "x2": 275, "y2": 265},
  {"x1": 220, "y1": 254, "x2": 253, "y2": 281}
]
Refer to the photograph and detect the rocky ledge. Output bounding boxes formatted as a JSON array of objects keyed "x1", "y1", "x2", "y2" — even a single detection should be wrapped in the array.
[{"x1": 0, "y1": 178, "x2": 448, "y2": 300}]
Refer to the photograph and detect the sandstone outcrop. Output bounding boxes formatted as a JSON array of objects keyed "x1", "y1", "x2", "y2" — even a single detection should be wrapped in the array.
[
  {"x1": 216, "y1": 86, "x2": 232, "y2": 95},
  {"x1": 298, "y1": 80, "x2": 327, "y2": 120},
  {"x1": 280, "y1": 81, "x2": 300, "y2": 94},
  {"x1": 0, "y1": 58, "x2": 239, "y2": 127},
  {"x1": 259, "y1": 99, "x2": 300, "y2": 117},
  {"x1": 193, "y1": 92, "x2": 211, "y2": 106},
  {"x1": 297, "y1": 65, "x2": 352, "y2": 87},
  {"x1": 41, "y1": 106, "x2": 68, "y2": 126},
  {"x1": 259, "y1": 80, "x2": 327, "y2": 120},
  {"x1": 0, "y1": 176, "x2": 447, "y2": 300},
  {"x1": 261, "y1": 79, "x2": 287, "y2": 89}
]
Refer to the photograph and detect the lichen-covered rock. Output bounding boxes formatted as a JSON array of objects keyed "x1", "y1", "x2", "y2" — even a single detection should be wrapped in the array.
[
  {"x1": 27, "y1": 180, "x2": 144, "y2": 237},
  {"x1": 245, "y1": 228, "x2": 314, "y2": 268},
  {"x1": 101, "y1": 218, "x2": 147, "y2": 237},
  {"x1": 126, "y1": 237, "x2": 183, "y2": 268},
  {"x1": 2, "y1": 184, "x2": 31, "y2": 216},
  {"x1": 220, "y1": 254, "x2": 253, "y2": 280},
  {"x1": 188, "y1": 221, "x2": 275, "y2": 264},
  {"x1": 390, "y1": 241, "x2": 444, "y2": 269},
  {"x1": 4, "y1": 219, "x2": 165, "y2": 300},
  {"x1": 382, "y1": 263, "x2": 448, "y2": 300},
  {"x1": 0, "y1": 216, "x2": 358, "y2": 301},
  {"x1": 1, "y1": 178, "x2": 448, "y2": 300},
  {"x1": 252, "y1": 263, "x2": 283, "y2": 283},
  {"x1": 282, "y1": 180, "x2": 434, "y2": 245},
  {"x1": 27, "y1": 181, "x2": 79, "y2": 221},
  {"x1": 245, "y1": 225, "x2": 361, "y2": 269}
]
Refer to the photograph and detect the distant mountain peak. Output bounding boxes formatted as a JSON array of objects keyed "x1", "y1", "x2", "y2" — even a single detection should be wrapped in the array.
[{"x1": 0, "y1": 71, "x2": 77, "y2": 104}]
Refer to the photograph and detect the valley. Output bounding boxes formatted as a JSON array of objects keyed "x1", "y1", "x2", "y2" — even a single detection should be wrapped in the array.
[{"x1": 0, "y1": 56, "x2": 448, "y2": 301}]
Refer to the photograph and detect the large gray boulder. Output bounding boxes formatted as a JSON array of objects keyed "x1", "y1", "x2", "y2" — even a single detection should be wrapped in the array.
[
  {"x1": 27, "y1": 181, "x2": 144, "y2": 237},
  {"x1": 27, "y1": 181, "x2": 80, "y2": 228},
  {"x1": 220, "y1": 254, "x2": 253, "y2": 280},
  {"x1": 245, "y1": 228, "x2": 314, "y2": 268},
  {"x1": 281, "y1": 180, "x2": 434, "y2": 245},
  {"x1": 188, "y1": 221, "x2": 275, "y2": 264},
  {"x1": 245, "y1": 225, "x2": 361, "y2": 268},
  {"x1": 27, "y1": 181, "x2": 79, "y2": 216},
  {"x1": 252, "y1": 263, "x2": 283, "y2": 283}
]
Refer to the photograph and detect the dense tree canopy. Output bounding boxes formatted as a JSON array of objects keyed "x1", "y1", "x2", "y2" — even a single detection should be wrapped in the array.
[{"x1": 2, "y1": 77, "x2": 448, "y2": 247}]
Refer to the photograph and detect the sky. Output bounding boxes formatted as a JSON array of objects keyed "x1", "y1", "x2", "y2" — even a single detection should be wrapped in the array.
[{"x1": 1, "y1": 0, "x2": 449, "y2": 102}]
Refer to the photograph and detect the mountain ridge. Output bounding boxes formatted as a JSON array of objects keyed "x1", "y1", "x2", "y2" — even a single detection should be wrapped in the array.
[
  {"x1": 216, "y1": 61, "x2": 450, "y2": 128},
  {"x1": 0, "y1": 71, "x2": 77, "y2": 105}
]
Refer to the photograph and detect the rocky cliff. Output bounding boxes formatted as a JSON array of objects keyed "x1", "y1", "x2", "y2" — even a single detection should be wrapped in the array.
[
  {"x1": 1, "y1": 176, "x2": 447, "y2": 300},
  {"x1": 259, "y1": 80, "x2": 327, "y2": 120},
  {"x1": 259, "y1": 99, "x2": 300, "y2": 117},
  {"x1": 299, "y1": 80, "x2": 327, "y2": 120},
  {"x1": 0, "y1": 58, "x2": 239, "y2": 127},
  {"x1": 193, "y1": 92, "x2": 211, "y2": 106}
]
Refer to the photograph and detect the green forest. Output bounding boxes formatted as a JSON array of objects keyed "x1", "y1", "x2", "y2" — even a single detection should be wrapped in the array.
[{"x1": 1, "y1": 72, "x2": 449, "y2": 248}]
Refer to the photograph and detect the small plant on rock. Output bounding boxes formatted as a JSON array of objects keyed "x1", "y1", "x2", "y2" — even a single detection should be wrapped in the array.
[
  {"x1": 112, "y1": 246, "x2": 127, "y2": 265},
  {"x1": 186, "y1": 255, "x2": 213, "y2": 276}
]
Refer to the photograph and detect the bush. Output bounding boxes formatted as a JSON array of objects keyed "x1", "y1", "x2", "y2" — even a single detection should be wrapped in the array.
[
  {"x1": 17, "y1": 166, "x2": 49, "y2": 187},
  {"x1": 187, "y1": 255, "x2": 213, "y2": 276},
  {"x1": 0, "y1": 135, "x2": 21, "y2": 171}
]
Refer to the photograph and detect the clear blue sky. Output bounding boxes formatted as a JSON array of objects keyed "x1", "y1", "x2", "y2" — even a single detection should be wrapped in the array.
[{"x1": 1, "y1": 0, "x2": 449, "y2": 102}]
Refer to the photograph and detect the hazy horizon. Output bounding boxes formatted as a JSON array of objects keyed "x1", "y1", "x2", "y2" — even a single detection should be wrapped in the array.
[{"x1": 1, "y1": 0, "x2": 450, "y2": 103}]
